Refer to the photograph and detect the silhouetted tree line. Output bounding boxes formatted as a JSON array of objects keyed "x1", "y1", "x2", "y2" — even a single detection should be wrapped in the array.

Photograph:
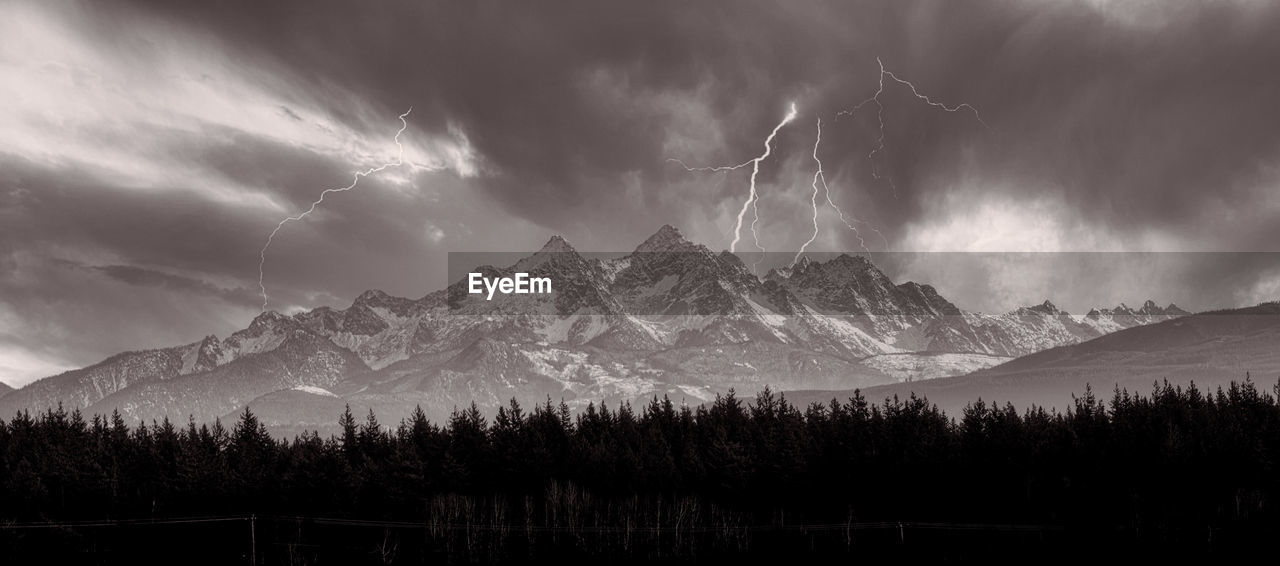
[{"x1": 2, "y1": 378, "x2": 1280, "y2": 562}]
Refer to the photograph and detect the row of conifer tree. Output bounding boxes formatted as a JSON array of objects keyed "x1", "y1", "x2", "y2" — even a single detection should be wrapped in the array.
[{"x1": 2, "y1": 378, "x2": 1278, "y2": 534}]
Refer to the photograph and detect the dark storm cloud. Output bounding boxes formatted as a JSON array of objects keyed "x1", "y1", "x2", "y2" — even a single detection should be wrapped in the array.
[
  {"x1": 87, "y1": 264, "x2": 261, "y2": 309},
  {"x1": 118, "y1": 0, "x2": 1280, "y2": 251},
  {"x1": 122, "y1": 0, "x2": 884, "y2": 241}
]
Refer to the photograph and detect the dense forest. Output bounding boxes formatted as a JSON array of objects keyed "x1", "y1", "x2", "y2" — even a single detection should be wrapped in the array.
[{"x1": 3, "y1": 378, "x2": 1280, "y2": 564}]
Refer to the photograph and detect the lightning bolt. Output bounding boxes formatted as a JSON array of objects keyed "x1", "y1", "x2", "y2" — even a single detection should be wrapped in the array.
[
  {"x1": 671, "y1": 58, "x2": 980, "y2": 263},
  {"x1": 668, "y1": 102, "x2": 797, "y2": 254},
  {"x1": 257, "y1": 108, "x2": 413, "y2": 312},
  {"x1": 740, "y1": 102, "x2": 798, "y2": 255},
  {"x1": 795, "y1": 118, "x2": 826, "y2": 265},
  {"x1": 839, "y1": 57, "x2": 987, "y2": 198},
  {"x1": 793, "y1": 118, "x2": 889, "y2": 267}
]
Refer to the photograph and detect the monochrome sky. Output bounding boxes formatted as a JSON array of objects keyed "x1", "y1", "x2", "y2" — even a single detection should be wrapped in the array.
[{"x1": 2, "y1": 0, "x2": 1279, "y2": 385}]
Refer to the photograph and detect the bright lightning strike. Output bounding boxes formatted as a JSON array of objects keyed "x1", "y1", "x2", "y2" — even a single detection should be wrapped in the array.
[
  {"x1": 795, "y1": 119, "x2": 825, "y2": 265},
  {"x1": 740, "y1": 102, "x2": 798, "y2": 254},
  {"x1": 672, "y1": 59, "x2": 977, "y2": 263},
  {"x1": 792, "y1": 118, "x2": 889, "y2": 267},
  {"x1": 839, "y1": 57, "x2": 987, "y2": 198},
  {"x1": 257, "y1": 108, "x2": 413, "y2": 312},
  {"x1": 668, "y1": 102, "x2": 797, "y2": 254}
]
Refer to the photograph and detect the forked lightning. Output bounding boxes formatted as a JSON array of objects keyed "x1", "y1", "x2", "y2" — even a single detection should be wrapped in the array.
[
  {"x1": 257, "y1": 108, "x2": 413, "y2": 311},
  {"x1": 838, "y1": 57, "x2": 987, "y2": 198},
  {"x1": 668, "y1": 102, "x2": 797, "y2": 254}
]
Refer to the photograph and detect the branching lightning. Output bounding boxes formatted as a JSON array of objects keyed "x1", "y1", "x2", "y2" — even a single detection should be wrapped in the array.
[
  {"x1": 740, "y1": 102, "x2": 798, "y2": 255},
  {"x1": 667, "y1": 102, "x2": 797, "y2": 254},
  {"x1": 257, "y1": 108, "x2": 413, "y2": 312},
  {"x1": 668, "y1": 57, "x2": 983, "y2": 264},
  {"x1": 793, "y1": 118, "x2": 889, "y2": 267},
  {"x1": 838, "y1": 57, "x2": 987, "y2": 198},
  {"x1": 795, "y1": 118, "x2": 825, "y2": 265}
]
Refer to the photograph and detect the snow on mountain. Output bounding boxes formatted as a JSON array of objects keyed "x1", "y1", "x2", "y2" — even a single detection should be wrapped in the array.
[
  {"x1": 1, "y1": 226, "x2": 1191, "y2": 427},
  {"x1": 292, "y1": 385, "x2": 339, "y2": 398},
  {"x1": 861, "y1": 352, "x2": 1015, "y2": 382}
]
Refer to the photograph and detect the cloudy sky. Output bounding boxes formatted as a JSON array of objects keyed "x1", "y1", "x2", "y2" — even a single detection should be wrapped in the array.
[{"x1": 2, "y1": 0, "x2": 1279, "y2": 386}]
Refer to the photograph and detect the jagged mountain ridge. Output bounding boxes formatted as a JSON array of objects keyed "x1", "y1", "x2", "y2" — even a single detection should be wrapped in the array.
[{"x1": 0, "y1": 225, "x2": 1188, "y2": 426}]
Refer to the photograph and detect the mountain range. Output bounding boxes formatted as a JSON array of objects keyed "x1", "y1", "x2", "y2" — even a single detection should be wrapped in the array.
[
  {"x1": 0, "y1": 225, "x2": 1193, "y2": 430},
  {"x1": 788, "y1": 302, "x2": 1280, "y2": 417}
]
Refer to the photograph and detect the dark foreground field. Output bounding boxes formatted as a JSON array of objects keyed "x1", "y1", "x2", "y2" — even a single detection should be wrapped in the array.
[
  {"x1": 4, "y1": 379, "x2": 1280, "y2": 564},
  {"x1": 4, "y1": 513, "x2": 1266, "y2": 564}
]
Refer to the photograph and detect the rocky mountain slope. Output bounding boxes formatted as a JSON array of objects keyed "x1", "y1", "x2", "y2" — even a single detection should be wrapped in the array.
[{"x1": 0, "y1": 226, "x2": 1188, "y2": 428}]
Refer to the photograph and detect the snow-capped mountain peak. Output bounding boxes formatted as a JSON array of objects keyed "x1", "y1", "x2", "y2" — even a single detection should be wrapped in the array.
[
  {"x1": 1017, "y1": 300, "x2": 1065, "y2": 317},
  {"x1": 539, "y1": 234, "x2": 577, "y2": 254},
  {"x1": 633, "y1": 224, "x2": 704, "y2": 254}
]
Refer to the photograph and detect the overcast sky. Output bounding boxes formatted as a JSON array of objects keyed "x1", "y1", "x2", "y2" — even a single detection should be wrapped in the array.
[{"x1": 2, "y1": 0, "x2": 1279, "y2": 386}]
